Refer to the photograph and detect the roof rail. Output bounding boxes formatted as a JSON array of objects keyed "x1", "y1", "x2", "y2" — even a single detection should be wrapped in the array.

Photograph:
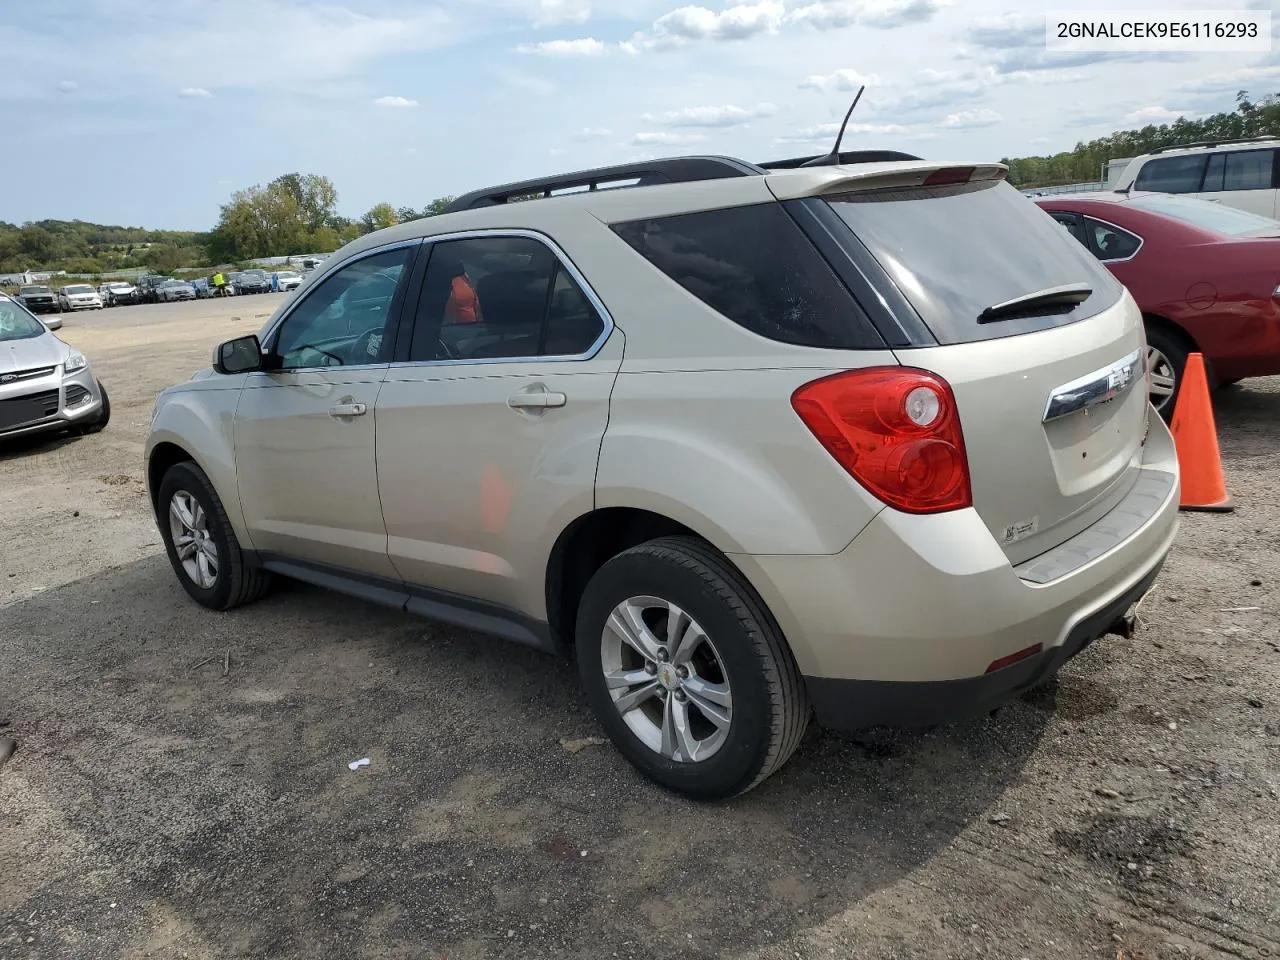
[
  {"x1": 758, "y1": 149, "x2": 924, "y2": 169},
  {"x1": 1151, "y1": 135, "x2": 1278, "y2": 154},
  {"x1": 443, "y1": 156, "x2": 765, "y2": 213}
]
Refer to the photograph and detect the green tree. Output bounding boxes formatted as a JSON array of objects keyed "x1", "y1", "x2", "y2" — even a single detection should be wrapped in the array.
[
  {"x1": 271, "y1": 173, "x2": 340, "y2": 232},
  {"x1": 361, "y1": 203, "x2": 399, "y2": 233}
]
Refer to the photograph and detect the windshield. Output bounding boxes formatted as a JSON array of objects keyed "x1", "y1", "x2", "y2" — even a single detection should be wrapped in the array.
[
  {"x1": 64, "y1": 285, "x2": 93, "y2": 294},
  {"x1": 0, "y1": 298, "x2": 48, "y2": 341},
  {"x1": 828, "y1": 179, "x2": 1122, "y2": 345},
  {"x1": 107, "y1": 282, "x2": 131, "y2": 290},
  {"x1": 163, "y1": 280, "x2": 184, "y2": 287},
  {"x1": 278, "y1": 272, "x2": 299, "y2": 279},
  {"x1": 244, "y1": 270, "x2": 266, "y2": 279},
  {"x1": 1129, "y1": 193, "x2": 1280, "y2": 236},
  {"x1": 20, "y1": 286, "x2": 51, "y2": 295}
]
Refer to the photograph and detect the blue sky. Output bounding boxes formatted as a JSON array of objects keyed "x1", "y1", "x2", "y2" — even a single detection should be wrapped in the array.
[{"x1": 1, "y1": 0, "x2": 1276, "y2": 230}]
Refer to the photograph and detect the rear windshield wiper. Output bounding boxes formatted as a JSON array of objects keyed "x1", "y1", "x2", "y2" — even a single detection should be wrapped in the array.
[{"x1": 977, "y1": 283, "x2": 1092, "y2": 324}]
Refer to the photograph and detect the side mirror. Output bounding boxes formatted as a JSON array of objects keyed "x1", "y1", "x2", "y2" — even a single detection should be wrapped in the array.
[{"x1": 212, "y1": 335, "x2": 264, "y2": 375}]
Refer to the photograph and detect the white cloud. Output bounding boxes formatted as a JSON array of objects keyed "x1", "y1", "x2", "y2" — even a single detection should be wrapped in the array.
[
  {"x1": 1181, "y1": 64, "x2": 1280, "y2": 93},
  {"x1": 778, "y1": 120, "x2": 913, "y2": 142},
  {"x1": 941, "y1": 107, "x2": 1002, "y2": 129},
  {"x1": 786, "y1": 0, "x2": 947, "y2": 30},
  {"x1": 373, "y1": 95, "x2": 419, "y2": 107},
  {"x1": 178, "y1": 87, "x2": 213, "y2": 99},
  {"x1": 517, "y1": 37, "x2": 607, "y2": 55},
  {"x1": 643, "y1": 102, "x2": 778, "y2": 127},
  {"x1": 800, "y1": 68, "x2": 880, "y2": 92},
  {"x1": 534, "y1": 0, "x2": 591, "y2": 27},
  {"x1": 1125, "y1": 106, "x2": 1185, "y2": 124},
  {"x1": 631, "y1": 131, "x2": 709, "y2": 145},
  {"x1": 56, "y1": 80, "x2": 78, "y2": 93},
  {"x1": 573, "y1": 126, "x2": 615, "y2": 140},
  {"x1": 640, "y1": 2, "x2": 786, "y2": 48}
]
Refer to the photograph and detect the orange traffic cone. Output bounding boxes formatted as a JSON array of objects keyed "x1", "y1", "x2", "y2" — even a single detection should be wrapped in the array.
[{"x1": 1169, "y1": 352, "x2": 1232, "y2": 513}]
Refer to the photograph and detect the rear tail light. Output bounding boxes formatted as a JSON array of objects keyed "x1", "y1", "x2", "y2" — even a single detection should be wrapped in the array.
[{"x1": 791, "y1": 367, "x2": 972, "y2": 514}]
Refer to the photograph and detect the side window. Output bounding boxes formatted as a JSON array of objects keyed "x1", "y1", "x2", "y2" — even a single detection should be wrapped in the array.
[
  {"x1": 611, "y1": 203, "x2": 878, "y2": 349},
  {"x1": 273, "y1": 246, "x2": 410, "y2": 370},
  {"x1": 408, "y1": 236, "x2": 604, "y2": 362},
  {"x1": 1202, "y1": 153, "x2": 1226, "y2": 192},
  {"x1": 1134, "y1": 155, "x2": 1207, "y2": 194},
  {"x1": 1085, "y1": 218, "x2": 1142, "y2": 261},
  {"x1": 1050, "y1": 212, "x2": 1091, "y2": 250},
  {"x1": 1223, "y1": 149, "x2": 1275, "y2": 191}
]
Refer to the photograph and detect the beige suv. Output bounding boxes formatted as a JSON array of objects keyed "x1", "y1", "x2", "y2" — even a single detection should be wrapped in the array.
[{"x1": 145, "y1": 152, "x2": 1180, "y2": 799}]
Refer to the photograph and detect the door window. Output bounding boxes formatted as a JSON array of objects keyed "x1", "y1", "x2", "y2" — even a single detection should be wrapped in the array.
[
  {"x1": 1050, "y1": 212, "x2": 1091, "y2": 249},
  {"x1": 1223, "y1": 149, "x2": 1275, "y2": 191},
  {"x1": 272, "y1": 246, "x2": 411, "y2": 370},
  {"x1": 1134, "y1": 155, "x2": 1207, "y2": 194},
  {"x1": 1085, "y1": 218, "x2": 1142, "y2": 261},
  {"x1": 408, "y1": 235, "x2": 605, "y2": 362}
]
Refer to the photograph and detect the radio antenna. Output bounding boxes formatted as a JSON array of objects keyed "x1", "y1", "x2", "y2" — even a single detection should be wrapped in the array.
[{"x1": 801, "y1": 86, "x2": 865, "y2": 168}]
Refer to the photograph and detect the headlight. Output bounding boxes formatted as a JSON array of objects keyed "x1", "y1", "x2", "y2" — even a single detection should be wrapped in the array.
[{"x1": 64, "y1": 351, "x2": 87, "y2": 373}]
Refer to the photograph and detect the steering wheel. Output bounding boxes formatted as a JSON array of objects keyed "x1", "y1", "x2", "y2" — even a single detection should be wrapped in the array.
[{"x1": 435, "y1": 337, "x2": 457, "y2": 361}]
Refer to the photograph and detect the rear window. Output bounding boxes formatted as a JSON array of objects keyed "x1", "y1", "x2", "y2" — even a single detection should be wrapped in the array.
[
  {"x1": 611, "y1": 203, "x2": 882, "y2": 349},
  {"x1": 1128, "y1": 193, "x2": 1280, "y2": 236},
  {"x1": 827, "y1": 180, "x2": 1123, "y2": 345}
]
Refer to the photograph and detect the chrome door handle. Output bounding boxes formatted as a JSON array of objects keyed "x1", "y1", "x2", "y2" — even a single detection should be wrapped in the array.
[
  {"x1": 508, "y1": 390, "x2": 566, "y2": 410},
  {"x1": 328, "y1": 402, "x2": 367, "y2": 418}
]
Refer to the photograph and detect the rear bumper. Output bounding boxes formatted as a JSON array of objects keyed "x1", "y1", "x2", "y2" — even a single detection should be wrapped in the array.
[
  {"x1": 730, "y1": 405, "x2": 1180, "y2": 731},
  {"x1": 804, "y1": 554, "x2": 1163, "y2": 730}
]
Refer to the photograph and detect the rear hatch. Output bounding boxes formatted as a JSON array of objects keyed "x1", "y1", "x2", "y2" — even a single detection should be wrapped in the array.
[{"x1": 813, "y1": 172, "x2": 1149, "y2": 563}]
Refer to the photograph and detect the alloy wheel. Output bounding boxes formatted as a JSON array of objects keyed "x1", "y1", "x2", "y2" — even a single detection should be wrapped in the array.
[
  {"x1": 1146, "y1": 345, "x2": 1177, "y2": 412},
  {"x1": 168, "y1": 491, "x2": 219, "y2": 589},
  {"x1": 600, "y1": 596, "x2": 733, "y2": 763}
]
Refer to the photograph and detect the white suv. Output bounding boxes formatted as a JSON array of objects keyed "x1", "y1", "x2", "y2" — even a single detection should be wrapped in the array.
[
  {"x1": 146, "y1": 152, "x2": 1180, "y2": 799},
  {"x1": 1115, "y1": 136, "x2": 1280, "y2": 217}
]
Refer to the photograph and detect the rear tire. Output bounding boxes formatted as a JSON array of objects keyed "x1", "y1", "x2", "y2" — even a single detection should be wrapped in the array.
[
  {"x1": 157, "y1": 461, "x2": 271, "y2": 611},
  {"x1": 1144, "y1": 324, "x2": 1188, "y2": 421},
  {"x1": 575, "y1": 536, "x2": 810, "y2": 800}
]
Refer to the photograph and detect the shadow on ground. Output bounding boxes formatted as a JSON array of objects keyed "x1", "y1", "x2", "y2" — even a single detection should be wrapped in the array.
[{"x1": 1, "y1": 558, "x2": 1052, "y2": 959}]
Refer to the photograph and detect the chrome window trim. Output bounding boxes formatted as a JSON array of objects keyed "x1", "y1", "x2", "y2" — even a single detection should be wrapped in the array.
[
  {"x1": 384, "y1": 227, "x2": 616, "y2": 371},
  {"x1": 1083, "y1": 215, "x2": 1144, "y2": 264},
  {"x1": 1043, "y1": 347, "x2": 1144, "y2": 423},
  {"x1": 254, "y1": 238, "x2": 425, "y2": 374}
]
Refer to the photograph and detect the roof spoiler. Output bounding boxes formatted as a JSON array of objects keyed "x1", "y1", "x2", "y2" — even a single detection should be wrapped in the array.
[{"x1": 767, "y1": 162, "x2": 1008, "y2": 202}]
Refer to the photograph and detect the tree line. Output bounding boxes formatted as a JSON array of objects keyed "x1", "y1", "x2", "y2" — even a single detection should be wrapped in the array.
[{"x1": 1002, "y1": 90, "x2": 1280, "y2": 187}]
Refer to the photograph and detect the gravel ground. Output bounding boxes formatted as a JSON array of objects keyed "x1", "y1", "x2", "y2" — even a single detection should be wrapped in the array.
[{"x1": 1, "y1": 297, "x2": 1277, "y2": 960}]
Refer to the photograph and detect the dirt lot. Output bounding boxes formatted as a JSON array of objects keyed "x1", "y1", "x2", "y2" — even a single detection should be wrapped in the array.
[{"x1": 1, "y1": 296, "x2": 1278, "y2": 960}]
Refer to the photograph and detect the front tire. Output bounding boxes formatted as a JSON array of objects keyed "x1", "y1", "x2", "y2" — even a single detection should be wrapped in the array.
[
  {"x1": 81, "y1": 382, "x2": 110, "y2": 434},
  {"x1": 576, "y1": 536, "x2": 810, "y2": 800},
  {"x1": 157, "y1": 461, "x2": 271, "y2": 611}
]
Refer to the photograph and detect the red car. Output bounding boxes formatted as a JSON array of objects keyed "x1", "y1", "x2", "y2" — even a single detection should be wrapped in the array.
[{"x1": 1034, "y1": 191, "x2": 1280, "y2": 416}]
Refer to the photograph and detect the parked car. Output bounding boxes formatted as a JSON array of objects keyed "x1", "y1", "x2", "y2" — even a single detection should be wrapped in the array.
[
  {"x1": 146, "y1": 153, "x2": 1179, "y2": 799},
  {"x1": 157, "y1": 279, "x2": 196, "y2": 302},
  {"x1": 137, "y1": 275, "x2": 170, "y2": 303},
  {"x1": 0, "y1": 292, "x2": 109, "y2": 439},
  {"x1": 1036, "y1": 190, "x2": 1280, "y2": 416},
  {"x1": 1113, "y1": 136, "x2": 1280, "y2": 217},
  {"x1": 190, "y1": 277, "x2": 215, "y2": 298},
  {"x1": 225, "y1": 271, "x2": 244, "y2": 295},
  {"x1": 58, "y1": 284, "x2": 103, "y2": 311},
  {"x1": 98, "y1": 281, "x2": 138, "y2": 306},
  {"x1": 236, "y1": 269, "x2": 271, "y2": 294},
  {"x1": 274, "y1": 270, "x2": 303, "y2": 292},
  {"x1": 17, "y1": 284, "x2": 58, "y2": 314}
]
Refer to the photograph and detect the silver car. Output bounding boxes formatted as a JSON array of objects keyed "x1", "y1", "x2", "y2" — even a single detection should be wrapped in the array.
[
  {"x1": 0, "y1": 294, "x2": 109, "y2": 440},
  {"x1": 146, "y1": 153, "x2": 1179, "y2": 799},
  {"x1": 158, "y1": 279, "x2": 197, "y2": 302}
]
